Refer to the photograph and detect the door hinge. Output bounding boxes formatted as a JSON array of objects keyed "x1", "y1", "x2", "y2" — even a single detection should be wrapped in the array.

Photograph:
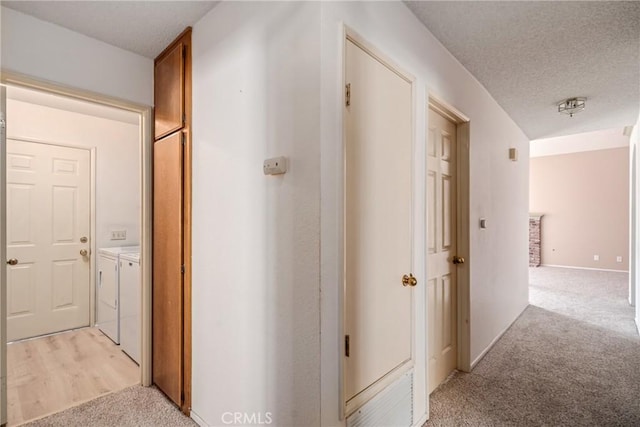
[
  {"x1": 180, "y1": 132, "x2": 185, "y2": 145},
  {"x1": 181, "y1": 265, "x2": 185, "y2": 274},
  {"x1": 345, "y1": 83, "x2": 351, "y2": 107},
  {"x1": 345, "y1": 335, "x2": 350, "y2": 357},
  {"x1": 182, "y1": 113, "x2": 186, "y2": 127}
]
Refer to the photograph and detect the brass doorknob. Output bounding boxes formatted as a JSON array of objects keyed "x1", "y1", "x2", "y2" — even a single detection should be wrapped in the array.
[
  {"x1": 80, "y1": 249, "x2": 88, "y2": 256},
  {"x1": 402, "y1": 274, "x2": 417, "y2": 287},
  {"x1": 453, "y1": 256, "x2": 465, "y2": 265},
  {"x1": 6, "y1": 259, "x2": 18, "y2": 266}
]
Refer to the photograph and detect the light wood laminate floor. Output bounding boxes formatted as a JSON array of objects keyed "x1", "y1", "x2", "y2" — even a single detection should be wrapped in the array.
[{"x1": 7, "y1": 327, "x2": 139, "y2": 426}]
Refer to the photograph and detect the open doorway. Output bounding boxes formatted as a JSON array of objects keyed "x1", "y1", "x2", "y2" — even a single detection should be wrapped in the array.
[
  {"x1": 528, "y1": 128, "x2": 634, "y2": 336},
  {"x1": 2, "y1": 82, "x2": 152, "y2": 425}
]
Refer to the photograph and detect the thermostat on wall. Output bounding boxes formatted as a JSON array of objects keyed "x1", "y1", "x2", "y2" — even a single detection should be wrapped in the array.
[{"x1": 263, "y1": 156, "x2": 288, "y2": 175}]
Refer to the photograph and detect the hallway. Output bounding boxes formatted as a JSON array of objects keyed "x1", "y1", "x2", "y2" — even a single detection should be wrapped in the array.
[{"x1": 425, "y1": 267, "x2": 640, "y2": 426}]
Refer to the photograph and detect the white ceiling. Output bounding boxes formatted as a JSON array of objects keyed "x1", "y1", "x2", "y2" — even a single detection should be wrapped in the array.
[
  {"x1": 405, "y1": 1, "x2": 640, "y2": 140},
  {"x1": 1, "y1": 1, "x2": 219, "y2": 58},
  {"x1": 530, "y1": 128, "x2": 630, "y2": 158},
  {"x1": 3, "y1": 1, "x2": 638, "y2": 140}
]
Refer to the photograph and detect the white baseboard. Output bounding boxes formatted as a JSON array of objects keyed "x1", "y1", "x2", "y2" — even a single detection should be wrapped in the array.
[
  {"x1": 190, "y1": 410, "x2": 208, "y2": 427},
  {"x1": 471, "y1": 303, "x2": 528, "y2": 369},
  {"x1": 540, "y1": 264, "x2": 629, "y2": 273},
  {"x1": 414, "y1": 413, "x2": 428, "y2": 427}
]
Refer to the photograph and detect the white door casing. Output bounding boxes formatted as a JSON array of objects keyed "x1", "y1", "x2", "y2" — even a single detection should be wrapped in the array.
[
  {"x1": 344, "y1": 38, "x2": 414, "y2": 414},
  {"x1": 6, "y1": 139, "x2": 91, "y2": 341},
  {"x1": 427, "y1": 107, "x2": 458, "y2": 394}
]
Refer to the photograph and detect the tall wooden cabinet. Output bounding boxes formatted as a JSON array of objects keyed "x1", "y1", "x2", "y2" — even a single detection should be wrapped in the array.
[
  {"x1": 154, "y1": 42, "x2": 185, "y2": 140},
  {"x1": 153, "y1": 28, "x2": 192, "y2": 414}
]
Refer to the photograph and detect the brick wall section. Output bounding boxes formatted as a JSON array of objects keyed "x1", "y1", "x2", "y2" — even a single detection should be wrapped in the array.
[{"x1": 529, "y1": 216, "x2": 542, "y2": 267}]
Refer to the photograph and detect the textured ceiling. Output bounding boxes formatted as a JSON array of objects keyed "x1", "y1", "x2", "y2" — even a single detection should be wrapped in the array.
[
  {"x1": 3, "y1": 1, "x2": 638, "y2": 139},
  {"x1": 405, "y1": 1, "x2": 640, "y2": 139},
  {"x1": 1, "y1": 1, "x2": 219, "y2": 58}
]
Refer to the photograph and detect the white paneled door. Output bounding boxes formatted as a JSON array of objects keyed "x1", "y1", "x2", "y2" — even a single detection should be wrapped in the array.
[
  {"x1": 6, "y1": 139, "x2": 90, "y2": 342},
  {"x1": 427, "y1": 107, "x2": 458, "y2": 393},
  {"x1": 344, "y1": 38, "x2": 414, "y2": 412}
]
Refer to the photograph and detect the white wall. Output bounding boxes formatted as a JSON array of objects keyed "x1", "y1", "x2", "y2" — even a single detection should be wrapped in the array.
[
  {"x1": 6, "y1": 98, "x2": 141, "y2": 250},
  {"x1": 530, "y1": 148, "x2": 630, "y2": 271},
  {"x1": 320, "y1": 3, "x2": 529, "y2": 426},
  {"x1": 0, "y1": 7, "x2": 153, "y2": 106},
  {"x1": 191, "y1": 2, "x2": 529, "y2": 426},
  {"x1": 191, "y1": 3, "x2": 321, "y2": 426}
]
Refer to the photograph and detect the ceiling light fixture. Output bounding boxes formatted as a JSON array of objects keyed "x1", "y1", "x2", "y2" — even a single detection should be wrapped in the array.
[{"x1": 557, "y1": 97, "x2": 586, "y2": 118}]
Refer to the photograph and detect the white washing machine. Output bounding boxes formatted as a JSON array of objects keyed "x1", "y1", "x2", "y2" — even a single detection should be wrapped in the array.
[
  {"x1": 96, "y1": 246, "x2": 139, "y2": 344},
  {"x1": 119, "y1": 251, "x2": 141, "y2": 364}
]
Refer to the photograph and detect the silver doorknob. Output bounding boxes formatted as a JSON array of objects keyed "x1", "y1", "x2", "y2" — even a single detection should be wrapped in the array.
[
  {"x1": 80, "y1": 249, "x2": 88, "y2": 256},
  {"x1": 6, "y1": 258, "x2": 18, "y2": 266}
]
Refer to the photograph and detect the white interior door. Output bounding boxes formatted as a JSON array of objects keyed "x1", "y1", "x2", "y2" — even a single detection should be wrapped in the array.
[
  {"x1": 427, "y1": 107, "x2": 458, "y2": 394},
  {"x1": 344, "y1": 39, "x2": 414, "y2": 412},
  {"x1": 6, "y1": 139, "x2": 91, "y2": 342},
  {"x1": 1, "y1": 85, "x2": 8, "y2": 425}
]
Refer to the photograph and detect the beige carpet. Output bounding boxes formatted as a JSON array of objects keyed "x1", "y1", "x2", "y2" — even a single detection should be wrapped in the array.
[
  {"x1": 21, "y1": 386, "x2": 196, "y2": 427},
  {"x1": 426, "y1": 266, "x2": 640, "y2": 426},
  {"x1": 21, "y1": 267, "x2": 639, "y2": 426},
  {"x1": 530, "y1": 266, "x2": 636, "y2": 337}
]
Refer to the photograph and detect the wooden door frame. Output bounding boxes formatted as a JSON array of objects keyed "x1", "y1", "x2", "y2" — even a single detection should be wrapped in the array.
[
  {"x1": 427, "y1": 95, "x2": 471, "y2": 373},
  {"x1": 0, "y1": 71, "x2": 154, "y2": 394},
  {"x1": 341, "y1": 27, "x2": 422, "y2": 419},
  {"x1": 3, "y1": 137, "x2": 96, "y2": 332},
  {"x1": 181, "y1": 28, "x2": 193, "y2": 416}
]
